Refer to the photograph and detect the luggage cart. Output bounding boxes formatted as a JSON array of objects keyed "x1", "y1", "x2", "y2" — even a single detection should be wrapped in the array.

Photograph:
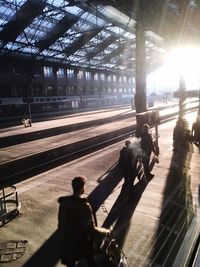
[{"x1": 97, "y1": 203, "x2": 128, "y2": 267}]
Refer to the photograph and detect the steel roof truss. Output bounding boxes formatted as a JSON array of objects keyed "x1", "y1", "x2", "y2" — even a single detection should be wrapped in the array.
[{"x1": 0, "y1": 0, "x2": 46, "y2": 43}]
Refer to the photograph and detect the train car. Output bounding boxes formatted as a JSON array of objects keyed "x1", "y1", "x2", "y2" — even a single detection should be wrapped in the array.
[
  {"x1": 0, "y1": 98, "x2": 27, "y2": 117},
  {"x1": 0, "y1": 96, "x2": 82, "y2": 117},
  {"x1": 80, "y1": 94, "x2": 132, "y2": 108},
  {"x1": 0, "y1": 94, "x2": 133, "y2": 117},
  {"x1": 27, "y1": 96, "x2": 81, "y2": 113}
]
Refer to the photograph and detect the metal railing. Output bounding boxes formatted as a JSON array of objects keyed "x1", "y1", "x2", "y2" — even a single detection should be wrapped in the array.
[{"x1": 0, "y1": 186, "x2": 20, "y2": 226}]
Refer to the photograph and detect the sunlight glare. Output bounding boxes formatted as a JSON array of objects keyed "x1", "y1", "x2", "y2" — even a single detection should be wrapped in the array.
[
  {"x1": 148, "y1": 46, "x2": 200, "y2": 93},
  {"x1": 165, "y1": 47, "x2": 200, "y2": 79}
]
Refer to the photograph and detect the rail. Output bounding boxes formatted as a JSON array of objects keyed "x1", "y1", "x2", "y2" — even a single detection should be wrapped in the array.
[
  {"x1": 1, "y1": 103, "x2": 198, "y2": 186},
  {"x1": 0, "y1": 186, "x2": 20, "y2": 226}
]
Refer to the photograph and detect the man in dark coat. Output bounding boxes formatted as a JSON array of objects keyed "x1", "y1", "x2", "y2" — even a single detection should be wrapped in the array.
[
  {"x1": 119, "y1": 140, "x2": 136, "y2": 181},
  {"x1": 140, "y1": 124, "x2": 157, "y2": 178},
  {"x1": 119, "y1": 140, "x2": 138, "y2": 196},
  {"x1": 58, "y1": 176, "x2": 109, "y2": 267}
]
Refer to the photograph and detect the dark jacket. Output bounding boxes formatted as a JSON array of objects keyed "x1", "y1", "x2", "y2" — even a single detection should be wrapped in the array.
[
  {"x1": 119, "y1": 146, "x2": 136, "y2": 179},
  {"x1": 140, "y1": 132, "x2": 155, "y2": 156},
  {"x1": 58, "y1": 195, "x2": 96, "y2": 264}
]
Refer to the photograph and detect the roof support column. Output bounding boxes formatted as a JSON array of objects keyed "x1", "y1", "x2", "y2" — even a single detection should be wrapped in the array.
[{"x1": 135, "y1": 3, "x2": 147, "y2": 113}]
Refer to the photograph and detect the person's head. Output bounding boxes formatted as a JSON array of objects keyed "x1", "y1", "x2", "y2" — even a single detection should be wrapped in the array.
[
  {"x1": 142, "y1": 124, "x2": 150, "y2": 133},
  {"x1": 125, "y1": 140, "x2": 131, "y2": 147},
  {"x1": 72, "y1": 176, "x2": 86, "y2": 195}
]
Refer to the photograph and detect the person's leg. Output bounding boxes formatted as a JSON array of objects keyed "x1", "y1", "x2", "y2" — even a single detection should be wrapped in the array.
[
  {"x1": 143, "y1": 155, "x2": 154, "y2": 178},
  {"x1": 142, "y1": 155, "x2": 149, "y2": 175}
]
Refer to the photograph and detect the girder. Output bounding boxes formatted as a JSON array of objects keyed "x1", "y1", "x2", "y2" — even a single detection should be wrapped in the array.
[
  {"x1": 63, "y1": 26, "x2": 104, "y2": 56},
  {"x1": 1, "y1": 0, "x2": 194, "y2": 74},
  {"x1": 86, "y1": 35, "x2": 118, "y2": 60},
  {"x1": 36, "y1": 15, "x2": 80, "y2": 51},
  {"x1": 0, "y1": 0, "x2": 46, "y2": 43}
]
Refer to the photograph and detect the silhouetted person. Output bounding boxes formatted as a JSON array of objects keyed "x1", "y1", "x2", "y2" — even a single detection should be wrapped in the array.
[
  {"x1": 119, "y1": 140, "x2": 137, "y2": 194},
  {"x1": 58, "y1": 176, "x2": 109, "y2": 267},
  {"x1": 192, "y1": 117, "x2": 200, "y2": 147},
  {"x1": 140, "y1": 124, "x2": 157, "y2": 178}
]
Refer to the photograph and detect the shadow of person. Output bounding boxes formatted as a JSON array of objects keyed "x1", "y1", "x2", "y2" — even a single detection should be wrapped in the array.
[
  {"x1": 102, "y1": 174, "x2": 151, "y2": 250},
  {"x1": 22, "y1": 230, "x2": 60, "y2": 267},
  {"x1": 88, "y1": 163, "x2": 124, "y2": 212},
  {"x1": 149, "y1": 122, "x2": 195, "y2": 266}
]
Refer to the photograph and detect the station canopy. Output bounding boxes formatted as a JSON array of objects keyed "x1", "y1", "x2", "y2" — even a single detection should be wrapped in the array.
[{"x1": 0, "y1": 0, "x2": 199, "y2": 74}]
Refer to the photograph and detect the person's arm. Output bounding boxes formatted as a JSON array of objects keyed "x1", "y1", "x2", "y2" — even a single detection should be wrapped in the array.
[
  {"x1": 88, "y1": 201, "x2": 98, "y2": 227},
  {"x1": 81, "y1": 200, "x2": 97, "y2": 230}
]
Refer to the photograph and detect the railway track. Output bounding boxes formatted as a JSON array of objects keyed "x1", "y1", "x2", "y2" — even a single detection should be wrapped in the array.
[
  {"x1": 0, "y1": 102, "x2": 180, "y2": 148},
  {"x1": 0, "y1": 103, "x2": 198, "y2": 186}
]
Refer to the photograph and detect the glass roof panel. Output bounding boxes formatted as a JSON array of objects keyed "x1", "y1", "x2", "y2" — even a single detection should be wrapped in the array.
[
  {"x1": 16, "y1": 35, "x2": 27, "y2": 43},
  {"x1": 42, "y1": 50, "x2": 56, "y2": 57},
  {"x1": 22, "y1": 46, "x2": 38, "y2": 53},
  {"x1": 81, "y1": 11, "x2": 106, "y2": 26},
  {"x1": 59, "y1": 37, "x2": 73, "y2": 45},
  {"x1": 15, "y1": 0, "x2": 26, "y2": 4},
  {"x1": 0, "y1": 7, "x2": 13, "y2": 21},
  {"x1": 6, "y1": 42, "x2": 21, "y2": 50},
  {"x1": 0, "y1": 19, "x2": 5, "y2": 28},
  {"x1": 51, "y1": 0, "x2": 66, "y2": 7},
  {"x1": 95, "y1": 30, "x2": 111, "y2": 40},
  {"x1": 0, "y1": 0, "x2": 146, "y2": 72},
  {"x1": 64, "y1": 6, "x2": 83, "y2": 15},
  {"x1": 77, "y1": 50, "x2": 87, "y2": 57}
]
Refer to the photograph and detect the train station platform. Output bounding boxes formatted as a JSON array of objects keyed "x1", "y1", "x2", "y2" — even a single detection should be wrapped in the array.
[
  {"x1": 0, "y1": 102, "x2": 184, "y2": 178},
  {"x1": 0, "y1": 109, "x2": 199, "y2": 267}
]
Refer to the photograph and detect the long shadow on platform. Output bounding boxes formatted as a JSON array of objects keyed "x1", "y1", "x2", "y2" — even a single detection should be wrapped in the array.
[
  {"x1": 88, "y1": 162, "x2": 123, "y2": 212},
  {"x1": 96, "y1": 156, "x2": 157, "y2": 249},
  {"x1": 102, "y1": 175, "x2": 151, "y2": 249},
  {"x1": 22, "y1": 162, "x2": 123, "y2": 267},
  {"x1": 22, "y1": 230, "x2": 60, "y2": 267},
  {"x1": 149, "y1": 122, "x2": 195, "y2": 266}
]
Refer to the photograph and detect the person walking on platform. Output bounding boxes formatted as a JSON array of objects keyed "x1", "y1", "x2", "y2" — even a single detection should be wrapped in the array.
[
  {"x1": 191, "y1": 117, "x2": 200, "y2": 147},
  {"x1": 140, "y1": 124, "x2": 157, "y2": 178},
  {"x1": 58, "y1": 176, "x2": 109, "y2": 267},
  {"x1": 119, "y1": 140, "x2": 137, "y2": 194}
]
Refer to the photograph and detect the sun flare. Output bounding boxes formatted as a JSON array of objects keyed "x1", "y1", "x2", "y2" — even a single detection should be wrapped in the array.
[
  {"x1": 165, "y1": 47, "x2": 200, "y2": 79},
  {"x1": 148, "y1": 46, "x2": 200, "y2": 92}
]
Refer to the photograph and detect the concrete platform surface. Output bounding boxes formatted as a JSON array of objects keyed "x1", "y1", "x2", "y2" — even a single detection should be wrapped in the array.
[
  {"x1": 0, "y1": 103, "x2": 181, "y2": 166},
  {"x1": 0, "y1": 112, "x2": 199, "y2": 267}
]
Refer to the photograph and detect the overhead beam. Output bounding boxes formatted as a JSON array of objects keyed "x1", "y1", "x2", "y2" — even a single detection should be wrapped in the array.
[
  {"x1": 63, "y1": 26, "x2": 103, "y2": 56},
  {"x1": 36, "y1": 14, "x2": 81, "y2": 51},
  {"x1": 0, "y1": 0, "x2": 46, "y2": 42},
  {"x1": 102, "y1": 40, "x2": 133, "y2": 63},
  {"x1": 86, "y1": 35, "x2": 118, "y2": 60}
]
